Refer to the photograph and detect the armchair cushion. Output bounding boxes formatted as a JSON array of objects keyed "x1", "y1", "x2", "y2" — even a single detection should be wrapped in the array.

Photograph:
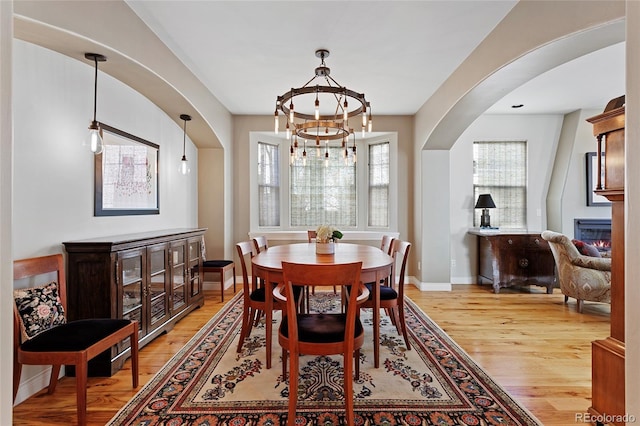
[{"x1": 14, "y1": 282, "x2": 66, "y2": 341}]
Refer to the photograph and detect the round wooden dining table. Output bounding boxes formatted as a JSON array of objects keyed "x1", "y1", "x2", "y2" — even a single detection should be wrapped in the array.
[{"x1": 251, "y1": 242, "x2": 393, "y2": 369}]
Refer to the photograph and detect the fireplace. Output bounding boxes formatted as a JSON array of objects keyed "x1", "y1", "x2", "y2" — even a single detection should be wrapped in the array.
[{"x1": 574, "y1": 218, "x2": 612, "y2": 254}]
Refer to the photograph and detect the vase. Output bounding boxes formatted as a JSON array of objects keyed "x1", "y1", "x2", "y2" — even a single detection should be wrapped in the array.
[{"x1": 316, "y1": 241, "x2": 335, "y2": 255}]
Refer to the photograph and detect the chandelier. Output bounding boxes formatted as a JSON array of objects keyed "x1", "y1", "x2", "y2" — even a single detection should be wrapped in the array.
[{"x1": 274, "y1": 49, "x2": 372, "y2": 165}]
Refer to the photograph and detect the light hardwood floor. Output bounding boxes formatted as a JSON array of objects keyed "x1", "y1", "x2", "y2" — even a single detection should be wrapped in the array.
[{"x1": 12, "y1": 284, "x2": 610, "y2": 425}]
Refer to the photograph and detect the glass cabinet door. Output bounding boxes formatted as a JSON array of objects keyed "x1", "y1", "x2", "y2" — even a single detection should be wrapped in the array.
[
  {"x1": 170, "y1": 240, "x2": 187, "y2": 313},
  {"x1": 188, "y1": 237, "x2": 202, "y2": 298},
  {"x1": 147, "y1": 243, "x2": 170, "y2": 330},
  {"x1": 119, "y1": 248, "x2": 146, "y2": 337}
]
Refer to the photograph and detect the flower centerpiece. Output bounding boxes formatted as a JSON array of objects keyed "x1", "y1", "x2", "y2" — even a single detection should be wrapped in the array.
[{"x1": 315, "y1": 225, "x2": 343, "y2": 254}]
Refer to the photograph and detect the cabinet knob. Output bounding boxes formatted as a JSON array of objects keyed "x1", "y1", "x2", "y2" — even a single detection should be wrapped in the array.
[
  {"x1": 519, "y1": 258, "x2": 529, "y2": 268},
  {"x1": 508, "y1": 239, "x2": 513, "y2": 245}
]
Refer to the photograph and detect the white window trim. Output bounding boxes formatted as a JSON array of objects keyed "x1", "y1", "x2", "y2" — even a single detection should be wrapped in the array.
[{"x1": 249, "y1": 131, "x2": 398, "y2": 236}]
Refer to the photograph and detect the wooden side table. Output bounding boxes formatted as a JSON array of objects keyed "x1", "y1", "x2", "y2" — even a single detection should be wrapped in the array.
[{"x1": 469, "y1": 230, "x2": 556, "y2": 294}]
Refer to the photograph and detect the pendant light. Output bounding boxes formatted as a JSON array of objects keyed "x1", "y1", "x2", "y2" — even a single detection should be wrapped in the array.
[
  {"x1": 180, "y1": 114, "x2": 192, "y2": 175},
  {"x1": 84, "y1": 53, "x2": 107, "y2": 154}
]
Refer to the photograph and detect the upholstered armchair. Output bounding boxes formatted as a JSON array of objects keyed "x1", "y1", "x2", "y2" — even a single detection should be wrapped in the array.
[{"x1": 541, "y1": 230, "x2": 611, "y2": 313}]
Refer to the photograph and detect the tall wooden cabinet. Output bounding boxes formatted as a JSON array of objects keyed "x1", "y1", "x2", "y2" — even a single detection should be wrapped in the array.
[
  {"x1": 63, "y1": 228, "x2": 206, "y2": 376},
  {"x1": 586, "y1": 99, "x2": 625, "y2": 424}
]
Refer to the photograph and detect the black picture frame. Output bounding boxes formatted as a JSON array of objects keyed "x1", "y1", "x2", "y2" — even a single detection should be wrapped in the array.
[
  {"x1": 95, "y1": 124, "x2": 160, "y2": 216},
  {"x1": 585, "y1": 151, "x2": 611, "y2": 207}
]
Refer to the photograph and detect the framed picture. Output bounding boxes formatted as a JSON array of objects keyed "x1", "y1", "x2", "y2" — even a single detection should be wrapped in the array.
[
  {"x1": 585, "y1": 151, "x2": 611, "y2": 207},
  {"x1": 95, "y1": 124, "x2": 160, "y2": 216}
]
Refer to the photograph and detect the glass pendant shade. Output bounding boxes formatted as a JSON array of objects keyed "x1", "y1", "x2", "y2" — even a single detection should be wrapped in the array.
[
  {"x1": 180, "y1": 155, "x2": 189, "y2": 175},
  {"x1": 88, "y1": 121, "x2": 103, "y2": 154}
]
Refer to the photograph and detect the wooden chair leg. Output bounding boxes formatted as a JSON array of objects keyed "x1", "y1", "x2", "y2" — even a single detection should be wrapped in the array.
[
  {"x1": 282, "y1": 348, "x2": 288, "y2": 381},
  {"x1": 305, "y1": 287, "x2": 310, "y2": 313},
  {"x1": 232, "y1": 266, "x2": 237, "y2": 293},
  {"x1": 13, "y1": 360, "x2": 22, "y2": 402},
  {"x1": 253, "y1": 309, "x2": 263, "y2": 327},
  {"x1": 131, "y1": 326, "x2": 140, "y2": 388},
  {"x1": 287, "y1": 350, "x2": 299, "y2": 426},
  {"x1": 47, "y1": 364, "x2": 61, "y2": 394},
  {"x1": 344, "y1": 350, "x2": 355, "y2": 426},
  {"x1": 75, "y1": 360, "x2": 88, "y2": 426},
  {"x1": 389, "y1": 307, "x2": 401, "y2": 334},
  {"x1": 355, "y1": 349, "x2": 360, "y2": 380},
  {"x1": 237, "y1": 307, "x2": 253, "y2": 352},
  {"x1": 220, "y1": 269, "x2": 225, "y2": 303},
  {"x1": 398, "y1": 304, "x2": 411, "y2": 350}
]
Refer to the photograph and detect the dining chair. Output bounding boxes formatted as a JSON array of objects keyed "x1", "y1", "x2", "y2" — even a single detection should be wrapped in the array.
[
  {"x1": 13, "y1": 254, "x2": 139, "y2": 426},
  {"x1": 235, "y1": 241, "x2": 281, "y2": 369},
  {"x1": 274, "y1": 261, "x2": 369, "y2": 426},
  {"x1": 362, "y1": 239, "x2": 412, "y2": 350},
  {"x1": 201, "y1": 236, "x2": 236, "y2": 302}
]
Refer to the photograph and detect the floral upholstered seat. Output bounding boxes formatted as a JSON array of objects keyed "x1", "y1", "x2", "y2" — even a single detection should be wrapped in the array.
[{"x1": 542, "y1": 230, "x2": 611, "y2": 313}]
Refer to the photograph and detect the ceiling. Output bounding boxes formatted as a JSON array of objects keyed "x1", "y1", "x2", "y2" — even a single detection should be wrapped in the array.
[{"x1": 126, "y1": 1, "x2": 624, "y2": 118}]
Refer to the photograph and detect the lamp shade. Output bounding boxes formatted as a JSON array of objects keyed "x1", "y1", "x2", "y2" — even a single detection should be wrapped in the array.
[{"x1": 475, "y1": 194, "x2": 496, "y2": 209}]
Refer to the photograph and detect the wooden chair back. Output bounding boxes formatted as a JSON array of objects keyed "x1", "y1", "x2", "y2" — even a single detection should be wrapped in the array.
[
  {"x1": 381, "y1": 235, "x2": 395, "y2": 255},
  {"x1": 236, "y1": 241, "x2": 256, "y2": 293},
  {"x1": 392, "y1": 240, "x2": 411, "y2": 297},
  {"x1": 252, "y1": 235, "x2": 269, "y2": 254},
  {"x1": 307, "y1": 230, "x2": 317, "y2": 243}
]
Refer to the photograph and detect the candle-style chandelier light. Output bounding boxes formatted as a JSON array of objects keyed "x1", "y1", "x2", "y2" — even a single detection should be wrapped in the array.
[{"x1": 274, "y1": 49, "x2": 372, "y2": 165}]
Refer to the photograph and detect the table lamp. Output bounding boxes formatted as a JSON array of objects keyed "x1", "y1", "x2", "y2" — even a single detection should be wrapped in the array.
[{"x1": 475, "y1": 194, "x2": 496, "y2": 228}]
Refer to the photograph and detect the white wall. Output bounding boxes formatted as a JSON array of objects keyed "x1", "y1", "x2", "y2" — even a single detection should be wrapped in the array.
[
  {"x1": 12, "y1": 40, "x2": 199, "y2": 402},
  {"x1": 556, "y1": 109, "x2": 612, "y2": 234},
  {"x1": 449, "y1": 114, "x2": 563, "y2": 283},
  {"x1": 0, "y1": 1, "x2": 13, "y2": 423}
]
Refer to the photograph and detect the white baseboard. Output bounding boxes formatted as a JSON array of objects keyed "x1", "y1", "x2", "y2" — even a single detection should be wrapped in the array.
[
  {"x1": 451, "y1": 275, "x2": 475, "y2": 284},
  {"x1": 14, "y1": 366, "x2": 64, "y2": 406},
  {"x1": 203, "y1": 276, "x2": 238, "y2": 291},
  {"x1": 408, "y1": 276, "x2": 452, "y2": 291}
]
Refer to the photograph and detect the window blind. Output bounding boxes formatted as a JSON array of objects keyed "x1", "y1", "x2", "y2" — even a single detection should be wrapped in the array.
[
  {"x1": 258, "y1": 142, "x2": 280, "y2": 226},
  {"x1": 368, "y1": 142, "x2": 389, "y2": 227},
  {"x1": 473, "y1": 141, "x2": 527, "y2": 228},
  {"x1": 290, "y1": 146, "x2": 356, "y2": 227}
]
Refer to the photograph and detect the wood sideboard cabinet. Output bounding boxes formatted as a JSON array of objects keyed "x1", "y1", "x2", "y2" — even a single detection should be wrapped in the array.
[
  {"x1": 469, "y1": 230, "x2": 556, "y2": 294},
  {"x1": 63, "y1": 228, "x2": 206, "y2": 376}
]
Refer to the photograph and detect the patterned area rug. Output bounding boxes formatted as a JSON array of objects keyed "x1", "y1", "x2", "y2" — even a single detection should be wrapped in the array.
[{"x1": 109, "y1": 292, "x2": 540, "y2": 425}]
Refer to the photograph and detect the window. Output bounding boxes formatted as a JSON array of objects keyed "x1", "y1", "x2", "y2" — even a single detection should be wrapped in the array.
[
  {"x1": 290, "y1": 146, "x2": 356, "y2": 227},
  {"x1": 251, "y1": 133, "x2": 397, "y2": 232},
  {"x1": 473, "y1": 141, "x2": 527, "y2": 228},
  {"x1": 257, "y1": 142, "x2": 280, "y2": 226},
  {"x1": 368, "y1": 142, "x2": 389, "y2": 227}
]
